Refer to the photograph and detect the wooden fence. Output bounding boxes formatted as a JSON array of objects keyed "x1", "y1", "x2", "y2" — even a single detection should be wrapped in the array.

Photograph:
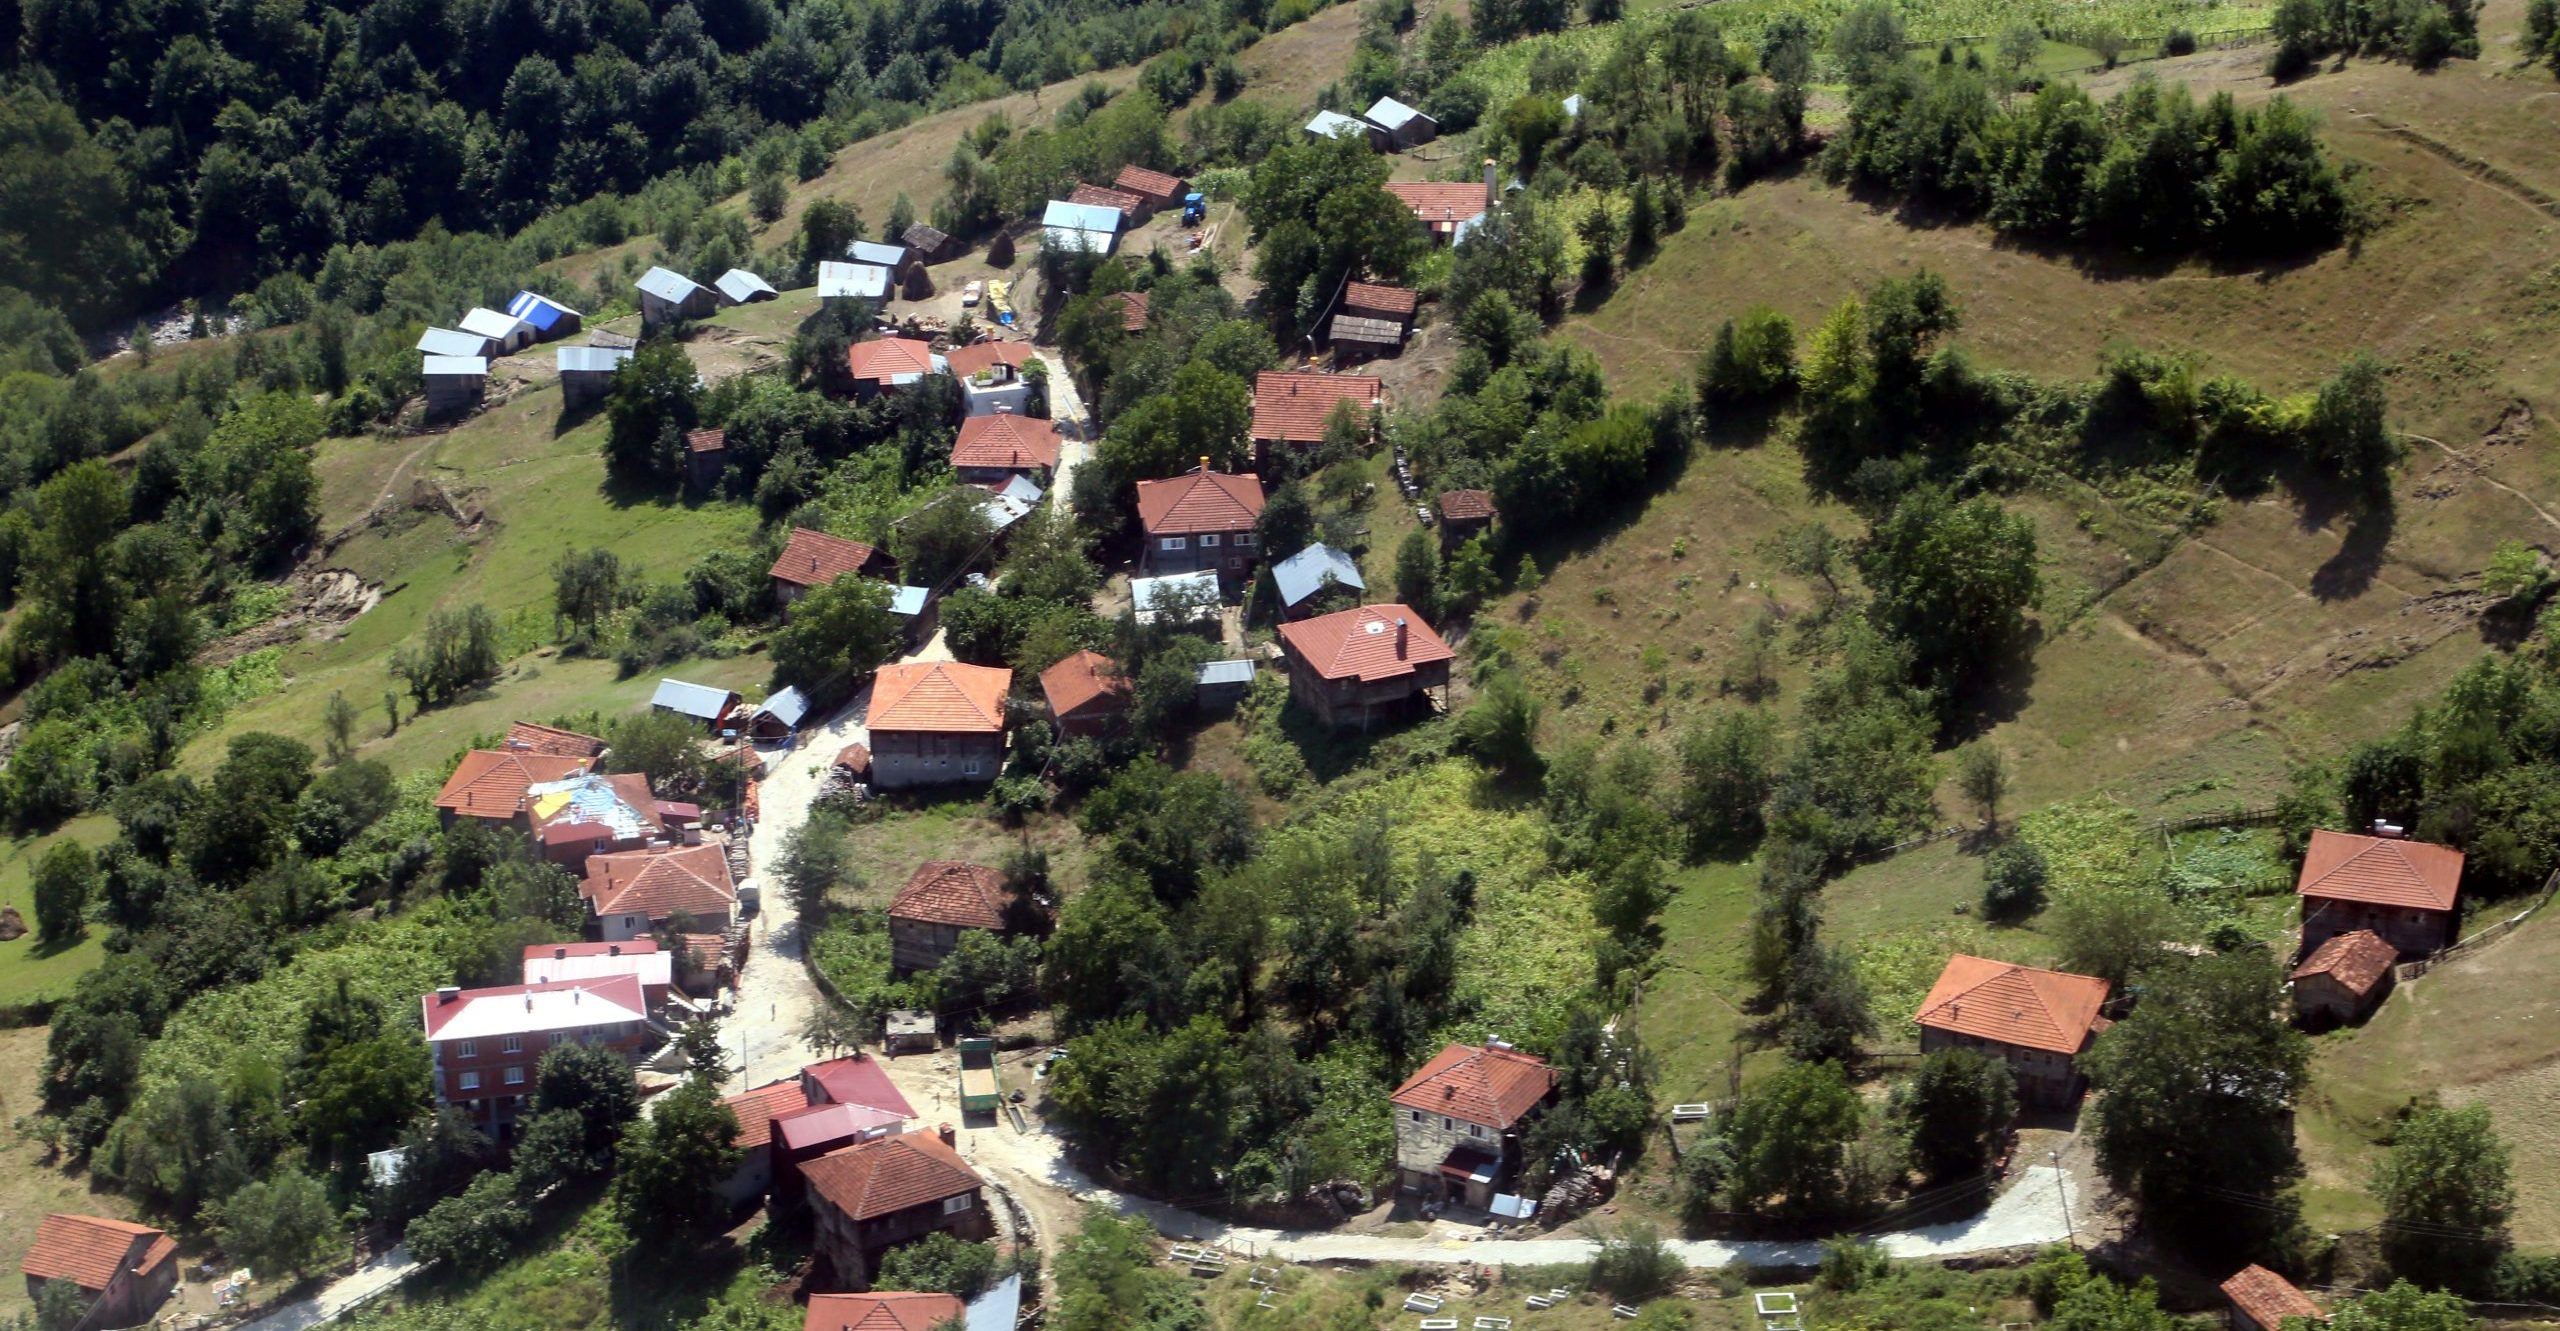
[{"x1": 2395, "y1": 866, "x2": 2560, "y2": 982}]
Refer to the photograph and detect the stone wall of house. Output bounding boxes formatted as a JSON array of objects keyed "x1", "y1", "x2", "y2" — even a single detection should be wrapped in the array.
[{"x1": 1393, "y1": 1104, "x2": 1497, "y2": 1177}]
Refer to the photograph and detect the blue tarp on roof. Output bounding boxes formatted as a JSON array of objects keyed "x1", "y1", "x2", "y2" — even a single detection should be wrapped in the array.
[
  {"x1": 508, "y1": 290, "x2": 580, "y2": 331},
  {"x1": 1272, "y1": 543, "x2": 1365, "y2": 607},
  {"x1": 652, "y1": 678, "x2": 734, "y2": 720}
]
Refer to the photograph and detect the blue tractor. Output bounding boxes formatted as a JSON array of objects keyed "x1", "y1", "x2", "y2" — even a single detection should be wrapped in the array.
[{"x1": 1182, "y1": 192, "x2": 1207, "y2": 226}]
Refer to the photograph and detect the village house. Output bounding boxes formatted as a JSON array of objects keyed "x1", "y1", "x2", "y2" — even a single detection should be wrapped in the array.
[
  {"x1": 803, "y1": 1133, "x2": 990, "y2": 1290},
  {"x1": 523, "y1": 940, "x2": 674, "y2": 1012},
  {"x1": 1113, "y1": 164, "x2": 1187, "y2": 213},
  {"x1": 460, "y1": 306, "x2": 535, "y2": 354},
  {"x1": 818, "y1": 261, "x2": 892, "y2": 303},
  {"x1": 1364, "y1": 96, "x2": 1438, "y2": 149},
  {"x1": 2221, "y1": 1265, "x2": 2324, "y2": 1331},
  {"x1": 1438, "y1": 488, "x2": 1497, "y2": 550},
  {"x1": 421, "y1": 354, "x2": 487, "y2": 418},
  {"x1": 741, "y1": 686, "x2": 811, "y2": 742},
  {"x1": 637, "y1": 266, "x2": 717, "y2": 327},
  {"x1": 1277, "y1": 602, "x2": 1453, "y2": 731},
  {"x1": 1912, "y1": 955, "x2": 2111, "y2": 1106},
  {"x1": 1250, "y1": 370, "x2": 1383, "y2": 467},
  {"x1": 527, "y1": 769, "x2": 665, "y2": 872},
  {"x1": 1070, "y1": 181, "x2": 1149, "y2": 226},
  {"x1": 417, "y1": 325, "x2": 492, "y2": 360},
  {"x1": 1271, "y1": 542, "x2": 1366, "y2": 619},
  {"x1": 888, "y1": 860, "x2": 1019, "y2": 973},
  {"x1": 2297, "y1": 827, "x2": 2464, "y2": 958},
  {"x1": 422, "y1": 975, "x2": 651, "y2": 1136},
  {"x1": 1389, "y1": 1041, "x2": 1556, "y2": 1210},
  {"x1": 767, "y1": 1056, "x2": 922, "y2": 1210},
  {"x1": 505, "y1": 720, "x2": 608, "y2": 759},
  {"x1": 903, "y1": 223, "x2": 962, "y2": 265},
  {"x1": 2289, "y1": 929, "x2": 2398, "y2": 1028},
  {"x1": 1135, "y1": 466, "x2": 1265, "y2": 588},
  {"x1": 849, "y1": 240, "x2": 914, "y2": 279},
  {"x1": 1039, "y1": 649, "x2": 1127, "y2": 738},
  {"x1": 802, "y1": 1292, "x2": 964, "y2": 1331},
  {"x1": 1041, "y1": 199, "x2": 1123, "y2": 256},
  {"x1": 580, "y1": 843, "x2": 737, "y2": 943},
  {"x1": 1307, "y1": 108, "x2": 1387, "y2": 148},
  {"x1": 1385, "y1": 165, "x2": 1499, "y2": 244},
  {"x1": 865, "y1": 662, "x2": 1012, "y2": 790},
  {"x1": 845, "y1": 337, "x2": 945, "y2": 398},
  {"x1": 1330, "y1": 282, "x2": 1418, "y2": 362},
  {"x1": 885, "y1": 1009, "x2": 937, "y2": 1054},
  {"x1": 652, "y1": 678, "x2": 743, "y2": 732},
  {"x1": 716, "y1": 268, "x2": 779, "y2": 305},
  {"x1": 771, "y1": 527, "x2": 896, "y2": 611},
  {"x1": 718, "y1": 1078, "x2": 807, "y2": 1211},
  {"x1": 434, "y1": 750, "x2": 594, "y2": 830},
  {"x1": 1111, "y1": 289, "x2": 1150, "y2": 333},
  {"x1": 20, "y1": 1214, "x2": 179, "y2": 1331},
  {"x1": 951, "y1": 414, "x2": 1061, "y2": 488},
  {"x1": 946, "y1": 340, "x2": 1038, "y2": 417},
  {"x1": 686, "y1": 427, "x2": 729, "y2": 490},
  {"x1": 507, "y1": 290, "x2": 581, "y2": 340},
  {"x1": 557, "y1": 344, "x2": 633, "y2": 409}
]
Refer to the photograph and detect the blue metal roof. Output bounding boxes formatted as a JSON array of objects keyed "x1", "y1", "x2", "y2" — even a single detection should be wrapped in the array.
[
  {"x1": 652, "y1": 678, "x2": 735, "y2": 719},
  {"x1": 508, "y1": 290, "x2": 579, "y2": 330},
  {"x1": 1272, "y1": 542, "x2": 1365, "y2": 607}
]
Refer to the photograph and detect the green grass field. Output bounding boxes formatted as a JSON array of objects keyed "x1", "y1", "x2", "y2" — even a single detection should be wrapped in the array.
[{"x1": 0, "y1": 815, "x2": 118, "y2": 1011}]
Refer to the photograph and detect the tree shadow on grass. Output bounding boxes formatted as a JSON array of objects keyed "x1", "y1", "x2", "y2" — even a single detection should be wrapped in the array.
[{"x1": 22, "y1": 929, "x2": 90, "y2": 961}]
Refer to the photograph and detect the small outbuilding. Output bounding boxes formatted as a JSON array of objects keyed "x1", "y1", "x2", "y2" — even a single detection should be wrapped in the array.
[
  {"x1": 1306, "y1": 109, "x2": 1386, "y2": 149},
  {"x1": 885, "y1": 1008, "x2": 937, "y2": 1054},
  {"x1": 1111, "y1": 290, "x2": 1150, "y2": 333},
  {"x1": 770, "y1": 527, "x2": 895, "y2": 610},
  {"x1": 904, "y1": 223, "x2": 963, "y2": 264},
  {"x1": 2221, "y1": 1265, "x2": 2323, "y2": 1331},
  {"x1": 1363, "y1": 96, "x2": 1438, "y2": 149},
  {"x1": 1132, "y1": 569, "x2": 1224, "y2": 631},
  {"x1": 460, "y1": 306, "x2": 536, "y2": 354},
  {"x1": 2289, "y1": 928, "x2": 2397, "y2": 1028},
  {"x1": 686, "y1": 427, "x2": 728, "y2": 490},
  {"x1": 652, "y1": 678, "x2": 743, "y2": 731},
  {"x1": 848, "y1": 239, "x2": 913, "y2": 275},
  {"x1": 1040, "y1": 649, "x2": 1128, "y2": 739},
  {"x1": 422, "y1": 354, "x2": 488, "y2": 418},
  {"x1": 1070, "y1": 181, "x2": 1149, "y2": 226},
  {"x1": 743, "y1": 686, "x2": 811, "y2": 741},
  {"x1": 637, "y1": 266, "x2": 717, "y2": 328},
  {"x1": 1386, "y1": 173, "x2": 1497, "y2": 245},
  {"x1": 1271, "y1": 542, "x2": 1367, "y2": 618},
  {"x1": 715, "y1": 268, "x2": 779, "y2": 305},
  {"x1": 557, "y1": 344, "x2": 634, "y2": 409},
  {"x1": 508, "y1": 290, "x2": 583, "y2": 340},
  {"x1": 817, "y1": 261, "x2": 892, "y2": 302},
  {"x1": 1041, "y1": 200, "x2": 1123, "y2": 256},
  {"x1": 1114, "y1": 164, "x2": 1188, "y2": 212},
  {"x1": 1196, "y1": 658, "x2": 1255, "y2": 710},
  {"x1": 1438, "y1": 488, "x2": 1497, "y2": 550}
]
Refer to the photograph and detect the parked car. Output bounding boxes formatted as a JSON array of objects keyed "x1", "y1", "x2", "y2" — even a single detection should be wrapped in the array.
[{"x1": 961, "y1": 280, "x2": 983, "y2": 307}]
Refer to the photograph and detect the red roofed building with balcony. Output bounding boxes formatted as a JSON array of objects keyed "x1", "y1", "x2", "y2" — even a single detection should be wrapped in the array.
[
  {"x1": 422, "y1": 976, "x2": 650, "y2": 1135},
  {"x1": 951, "y1": 414, "x2": 1061, "y2": 485},
  {"x1": 1135, "y1": 466, "x2": 1265, "y2": 586},
  {"x1": 1039, "y1": 649, "x2": 1127, "y2": 739},
  {"x1": 865, "y1": 662, "x2": 1011, "y2": 791},
  {"x1": 1276, "y1": 602, "x2": 1453, "y2": 731},
  {"x1": 21, "y1": 1214, "x2": 178, "y2": 1331},
  {"x1": 1390, "y1": 1042, "x2": 1556, "y2": 1208},
  {"x1": 2297, "y1": 828, "x2": 2464, "y2": 958},
  {"x1": 1250, "y1": 371, "x2": 1382, "y2": 467},
  {"x1": 435, "y1": 750, "x2": 594, "y2": 829},
  {"x1": 2221, "y1": 1265, "x2": 2324, "y2": 1331},
  {"x1": 771, "y1": 527, "x2": 896, "y2": 611},
  {"x1": 2289, "y1": 928, "x2": 2399, "y2": 1028},
  {"x1": 802, "y1": 1133, "x2": 989, "y2": 1290},
  {"x1": 580, "y1": 843, "x2": 737, "y2": 942},
  {"x1": 804, "y1": 1292, "x2": 965, "y2": 1331},
  {"x1": 1913, "y1": 956, "x2": 2112, "y2": 1105}
]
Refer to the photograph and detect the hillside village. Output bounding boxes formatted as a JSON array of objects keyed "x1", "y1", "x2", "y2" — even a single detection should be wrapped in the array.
[{"x1": 5, "y1": 0, "x2": 2560, "y2": 1328}]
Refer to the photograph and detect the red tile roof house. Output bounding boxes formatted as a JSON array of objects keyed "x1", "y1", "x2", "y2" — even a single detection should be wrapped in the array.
[
  {"x1": 1250, "y1": 371, "x2": 1383, "y2": 471},
  {"x1": 804, "y1": 1292, "x2": 966, "y2": 1331},
  {"x1": 1039, "y1": 649, "x2": 1128, "y2": 739},
  {"x1": 887, "y1": 861, "x2": 1019, "y2": 973},
  {"x1": 1913, "y1": 956, "x2": 2112, "y2": 1106},
  {"x1": 801, "y1": 1133, "x2": 990, "y2": 1291},
  {"x1": 844, "y1": 337, "x2": 946, "y2": 399},
  {"x1": 1135, "y1": 466, "x2": 1265, "y2": 589},
  {"x1": 580, "y1": 843, "x2": 738, "y2": 943},
  {"x1": 2289, "y1": 928, "x2": 2399, "y2": 1029},
  {"x1": 1386, "y1": 176, "x2": 1496, "y2": 244},
  {"x1": 686, "y1": 427, "x2": 729, "y2": 492},
  {"x1": 2296, "y1": 828, "x2": 2465, "y2": 959},
  {"x1": 21, "y1": 1214, "x2": 179, "y2": 1331},
  {"x1": 945, "y1": 340, "x2": 1038, "y2": 418},
  {"x1": 422, "y1": 975, "x2": 651, "y2": 1136},
  {"x1": 865, "y1": 662, "x2": 1012, "y2": 791},
  {"x1": 1113, "y1": 163, "x2": 1188, "y2": 212},
  {"x1": 434, "y1": 750, "x2": 595, "y2": 830},
  {"x1": 771, "y1": 526, "x2": 897, "y2": 613},
  {"x1": 2221, "y1": 1264, "x2": 2324, "y2": 1331},
  {"x1": 1277, "y1": 603, "x2": 1453, "y2": 732},
  {"x1": 506, "y1": 720, "x2": 609, "y2": 759},
  {"x1": 770, "y1": 1056, "x2": 922, "y2": 1209},
  {"x1": 1390, "y1": 1042, "x2": 1556, "y2": 1210},
  {"x1": 1070, "y1": 180, "x2": 1151, "y2": 225},
  {"x1": 950, "y1": 413, "x2": 1061, "y2": 487}
]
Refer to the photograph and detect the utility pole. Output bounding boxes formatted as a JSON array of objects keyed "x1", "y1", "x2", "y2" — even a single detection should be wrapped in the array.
[{"x1": 2049, "y1": 1150, "x2": 2076, "y2": 1248}]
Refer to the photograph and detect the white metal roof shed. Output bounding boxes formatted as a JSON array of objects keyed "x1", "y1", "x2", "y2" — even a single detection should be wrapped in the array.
[
  {"x1": 637, "y1": 266, "x2": 707, "y2": 303},
  {"x1": 416, "y1": 327, "x2": 489, "y2": 358},
  {"x1": 557, "y1": 345, "x2": 634, "y2": 374},
  {"x1": 816, "y1": 261, "x2": 891, "y2": 300},
  {"x1": 458, "y1": 306, "x2": 531, "y2": 342},
  {"x1": 421, "y1": 354, "x2": 488, "y2": 377},
  {"x1": 715, "y1": 268, "x2": 778, "y2": 303}
]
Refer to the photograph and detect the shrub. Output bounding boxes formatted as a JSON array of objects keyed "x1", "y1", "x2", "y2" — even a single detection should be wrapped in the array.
[
  {"x1": 2161, "y1": 27, "x2": 2198, "y2": 54},
  {"x1": 1698, "y1": 308, "x2": 1798, "y2": 410},
  {"x1": 1590, "y1": 1224, "x2": 1682, "y2": 1304},
  {"x1": 1981, "y1": 840, "x2": 2051, "y2": 921}
]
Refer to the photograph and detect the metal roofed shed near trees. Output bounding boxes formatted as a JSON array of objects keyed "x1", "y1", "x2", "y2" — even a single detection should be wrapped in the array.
[
  {"x1": 416, "y1": 325, "x2": 492, "y2": 358},
  {"x1": 1272, "y1": 542, "x2": 1366, "y2": 611},
  {"x1": 817, "y1": 261, "x2": 892, "y2": 301},
  {"x1": 507, "y1": 289, "x2": 582, "y2": 338},
  {"x1": 459, "y1": 305, "x2": 535, "y2": 352},
  {"x1": 715, "y1": 268, "x2": 779, "y2": 304}
]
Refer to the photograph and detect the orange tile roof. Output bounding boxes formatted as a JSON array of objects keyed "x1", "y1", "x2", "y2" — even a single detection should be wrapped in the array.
[
  {"x1": 1069, "y1": 182, "x2": 1145, "y2": 216},
  {"x1": 2291, "y1": 929, "x2": 2399, "y2": 995},
  {"x1": 771, "y1": 527, "x2": 887, "y2": 590},
  {"x1": 1278, "y1": 603, "x2": 1453, "y2": 683},
  {"x1": 21, "y1": 1214, "x2": 167, "y2": 1292},
  {"x1": 686, "y1": 427, "x2": 728, "y2": 455},
  {"x1": 1385, "y1": 180, "x2": 1491, "y2": 226},
  {"x1": 1135, "y1": 469, "x2": 1265, "y2": 535},
  {"x1": 2296, "y1": 830, "x2": 2463, "y2": 912},
  {"x1": 1343, "y1": 282, "x2": 1419, "y2": 319},
  {"x1": 724, "y1": 1078, "x2": 810, "y2": 1153},
  {"x1": 505, "y1": 721, "x2": 608, "y2": 759},
  {"x1": 1114, "y1": 164, "x2": 1185, "y2": 200},
  {"x1": 1040, "y1": 649, "x2": 1127, "y2": 721},
  {"x1": 846, "y1": 337, "x2": 938, "y2": 385},
  {"x1": 944, "y1": 340, "x2": 1035, "y2": 380},
  {"x1": 1112, "y1": 290, "x2": 1150, "y2": 332},
  {"x1": 2221, "y1": 1265, "x2": 2323, "y2": 1327},
  {"x1": 800, "y1": 1132, "x2": 983, "y2": 1222},
  {"x1": 581, "y1": 844, "x2": 737, "y2": 922},
  {"x1": 804, "y1": 1292, "x2": 968, "y2": 1331},
  {"x1": 436, "y1": 751, "x2": 593, "y2": 820},
  {"x1": 1389, "y1": 1043, "x2": 1555, "y2": 1128},
  {"x1": 867, "y1": 662, "x2": 1011, "y2": 734},
  {"x1": 1914, "y1": 955, "x2": 2111, "y2": 1056},
  {"x1": 951, "y1": 414, "x2": 1062, "y2": 471},
  {"x1": 890, "y1": 860, "x2": 1012, "y2": 931},
  {"x1": 1439, "y1": 489, "x2": 1495, "y2": 521},
  {"x1": 1252, "y1": 371, "x2": 1383, "y2": 444}
]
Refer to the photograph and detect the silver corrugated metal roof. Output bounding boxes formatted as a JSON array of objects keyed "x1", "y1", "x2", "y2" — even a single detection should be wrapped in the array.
[
  {"x1": 1307, "y1": 109, "x2": 1375, "y2": 140},
  {"x1": 963, "y1": 1276, "x2": 1022, "y2": 1331},
  {"x1": 816, "y1": 261, "x2": 891, "y2": 299},
  {"x1": 557, "y1": 344, "x2": 634, "y2": 374},
  {"x1": 715, "y1": 268, "x2": 777, "y2": 303},
  {"x1": 1133, "y1": 570, "x2": 1221, "y2": 624},
  {"x1": 750, "y1": 686, "x2": 809, "y2": 728},
  {"x1": 651, "y1": 678, "x2": 735, "y2": 719},
  {"x1": 1197, "y1": 658, "x2": 1256, "y2": 685},
  {"x1": 1041, "y1": 200, "x2": 1124, "y2": 234},
  {"x1": 848, "y1": 240, "x2": 908, "y2": 267},
  {"x1": 422, "y1": 355, "x2": 487, "y2": 377},
  {"x1": 1041, "y1": 227, "x2": 1118, "y2": 256},
  {"x1": 416, "y1": 327, "x2": 488, "y2": 357},
  {"x1": 888, "y1": 585, "x2": 930, "y2": 617},
  {"x1": 1272, "y1": 543, "x2": 1365, "y2": 607},
  {"x1": 637, "y1": 266, "x2": 705, "y2": 302},
  {"x1": 1364, "y1": 96, "x2": 1430, "y2": 131},
  {"x1": 459, "y1": 306, "x2": 529, "y2": 340}
]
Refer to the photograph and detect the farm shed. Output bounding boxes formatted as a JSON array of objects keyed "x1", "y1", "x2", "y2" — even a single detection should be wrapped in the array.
[
  {"x1": 459, "y1": 306, "x2": 535, "y2": 354},
  {"x1": 715, "y1": 268, "x2": 778, "y2": 304},
  {"x1": 557, "y1": 344, "x2": 633, "y2": 408},
  {"x1": 422, "y1": 354, "x2": 488, "y2": 418},
  {"x1": 637, "y1": 266, "x2": 717, "y2": 327},
  {"x1": 507, "y1": 290, "x2": 582, "y2": 339}
]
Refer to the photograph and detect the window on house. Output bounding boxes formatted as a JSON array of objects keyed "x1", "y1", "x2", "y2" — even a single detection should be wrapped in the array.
[
  {"x1": 502, "y1": 1036, "x2": 523, "y2": 1054},
  {"x1": 1228, "y1": 557, "x2": 1243, "y2": 570},
  {"x1": 1200, "y1": 533, "x2": 1221, "y2": 547},
  {"x1": 457, "y1": 1040, "x2": 477, "y2": 1059},
  {"x1": 459, "y1": 1071, "x2": 481, "y2": 1091},
  {"x1": 942, "y1": 1194, "x2": 975, "y2": 1214},
  {"x1": 1161, "y1": 536, "x2": 1187, "y2": 551},
  {"x1": 625, "y1": 916, "x2": 638, "y2": 930},
  {"x1": 1470, "y1": 1124, "x2": 1484, "y2": 1138},
  {"x1": 963, "y1": 759, "x2": 981, "y2": 776},
  {"x1": 1442, "y1": 1117, "x2": 1453, "y2": 1131},
  {"x1": 504, "y1": 1067, "x2": 525, "y2": 1085},
  {"x1": 1409, "y1": 1110, "x2": 1423, "y2": 1124},
  {"x1": 1234, "y1": 532, "x2": 1256, "y2": 548}
]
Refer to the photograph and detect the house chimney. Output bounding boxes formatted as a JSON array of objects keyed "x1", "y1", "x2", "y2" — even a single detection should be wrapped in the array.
[
  {"x1": 1484, "y1": 158, "x2": 1498, "y2": 213},
  {"x1": 607, "y1": 944, "x2": 621, "y2": 956},
  {"x1": 436, "y1": 986, "x2": 461, "y2": 1004},
  {"x1": 525, "y1": 993, "x2": 535, "y2": 1011},
  {"x1": 1198, "y1": 455, "x2": 1210, "y2": 473},
  {"x1": 553, "y1": 946, "x2": 567, "y2": 959},
  {"x1": 2370, "y1": 820, "x2": 2405, "y2": 839},
  {"x1": 1396, "y1": 616, "x2": 1408, "y2": 658}
]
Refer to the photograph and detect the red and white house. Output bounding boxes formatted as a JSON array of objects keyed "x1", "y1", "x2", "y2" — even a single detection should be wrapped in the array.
[
  {"x1": 522, "y1": 939, "x2": 675, "y2": 1011},
  {"x1": 421, "y1": 976, "x2": 652, "y2": 1136}
]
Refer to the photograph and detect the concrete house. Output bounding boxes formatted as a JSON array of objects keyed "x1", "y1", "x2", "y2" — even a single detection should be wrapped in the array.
[
  {"x1": 557, "y1": 344, "x2": 633, "y2": 408},
  {"x1": 507, "y1": 290, "x2": 582, "y2": 340},
  {"x1": 580, "y1": 843, "x2": 737, "y2": 942},
  {"x1": 1389, "y1": 1042, "x2": 1556, "y2": 1210},
  {"x1": 1277, "y1": 602, "x2": 1453, "y2": 731},
  {"x1": 817, "y1": 261, "x2": 892, "y2": 303},
  {"x1": 1113, "y1": 164, "x2": 1188, "y2": 213},
  {"x1": 865, "y1": 662, "x2": 1011, "y2": 790},
  {"x1": 434, "y1": 750, "x2": 595, "y2": 830},
  {"x1": 1307, "y1": 108, "x2": 1386, "y2": 148},
  {"x1": 742, "y1": 686, "x2": 811, "y2": 742},
  {"x1": 1438, "y1": 488, "x2": 1496, "y2": 550},
  {"x1": 422, "y1": 976, "x2": 651, "y2": 1136},
  {"x1": 2296, "y1": 828, "x2": 2464, "y2": 958},
  {"x1": 951, "y1": 414, "x2": 1061, "y2": 486},
  {"x1": 1364, "y1": 96, "x2": 1438, "y2": 148},
  {"x1": 1913, "y1": 955, "x2": 2111, "y2": 1106},
  {"x1": 802, "y1": 1134, "x2": 990, "y2": 1290},
  {"x1": 1271, "y1": 542, "x2": 1366, "y2": 619},
  {"x1": 638, "y1": 266, "x2": 717, "y2": 327},
  {"x1": 770, "y1": 527, "x2": 895, "y2": 611},
  {"x1": 2289, "y1": 929, "x2": 2397, "y2": 1028},
  {"x1": 21, "y1": 1214, "x2": 179, "y2": 1331},
  {"x1": 715, "y1": 268, "x2": 779, "y2": 305},
  {"x1": 422, "y1": 354, "x2": 488, "y2": 418},
  {"x1": 946, "y1": 340, "x2": 1038, "y2": 417},
  {"x1": 845, "y1": 337, "x2": 945, "y2": 397},
  {"x1": 460, "y1": 306, "x2": 535, "y2": 354},
  {"x1": 2221, "y1": 1266, "x2": 2323, "y2": 1331},
  {"x1": 888, "y1": 861, "x2": 1019, "y2": 973},
  {"x1": 1041, "y1": 199, "x2": 1123, "y2": 256},
  {"x1": 1196, "y1": 657, "x2": 1255, "y2": 710},
  {"x1": 1039, "y1": 649, "x2": 1127, "y2": 738},
  {"x1": 1251, "y1": 370, "x2": 1383, "y2": 466},
  {"x1": 1135, "y1": 466, "x2": 1265, "y2": 587},
  {"x1": 652, "y1": 679, "x2": 743, "y2": 731}
]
